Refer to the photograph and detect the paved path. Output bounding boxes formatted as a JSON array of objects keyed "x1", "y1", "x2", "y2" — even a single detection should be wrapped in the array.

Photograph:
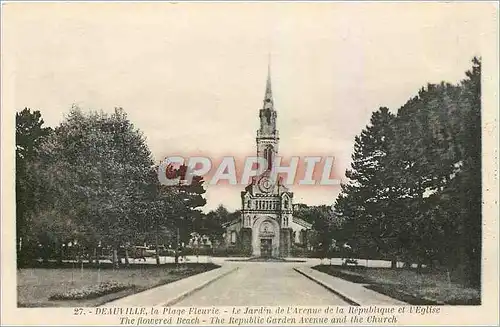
[
  {"x1": 295, "y1": 266, "x2": 407, "y2": 305},
  {"x1": 103, "y1": 265, "x2": 238, "y2": 306},
  {"x1": 83, "y1": 256, "x2": 410, "y2": 268},
  {"x1": 174, "y1": 262, "x2": 349, "y2": 306}
]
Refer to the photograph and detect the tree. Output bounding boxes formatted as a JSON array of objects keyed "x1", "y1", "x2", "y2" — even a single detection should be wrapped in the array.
[
  {"x1": 334, "y1": 107, "x2": 399, "y2": 265},
  {"x1": 387, "y1": 58, "x2": 481, "y2": 277},
  {"x1": 197, "y1": 205, "x2": 235, "y2": 247},
  {"x1": 146, "y1": 164, "x2": 207, "y2": 264},
  {"x1": 335, "y1": 58, "x2": 482, "y2": 286},
  {"x1": 171, "y1": 166, "x2": 207, "y2": 244},
  {"x1": 33, "y1": 107, "x2": 155, "y2": 267},
  {"x1": 389, "y1": 82, "x2": 462, "y2": 267},
  {"x1": 430, "y1": 57, "x2": 481, "y2": 286},
  {"x1": 16, "y1": 108, "x2": 52, "y2": 263},
  {"x1": 293, "y1": 204, "x2": 340, "y2": 252}
]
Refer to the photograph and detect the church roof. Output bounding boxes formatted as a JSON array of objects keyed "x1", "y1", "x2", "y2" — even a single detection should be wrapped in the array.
[
  {"x1": 292, "y1": 216, "x2": 313, "y2": 229},
  {"x1": 222, "y1": 218, "x2": 240, "y2": 228},
  {"x1": 263, "y1": 59, "x2": 274, "y2": 110}
]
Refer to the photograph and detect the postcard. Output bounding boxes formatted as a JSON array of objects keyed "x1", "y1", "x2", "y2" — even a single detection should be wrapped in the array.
[{"x1": 1, "y1": 1, "x2": 498, "y2": 326}]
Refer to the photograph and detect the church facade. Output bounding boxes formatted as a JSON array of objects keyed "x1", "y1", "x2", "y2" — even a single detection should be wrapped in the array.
[{"x1": 223, "y1": 67, "x2": 312, "y2": 257}]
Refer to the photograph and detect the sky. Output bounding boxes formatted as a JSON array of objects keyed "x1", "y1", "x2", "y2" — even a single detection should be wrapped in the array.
[{"x1": 3, "y1": 2, "x2": 496, "y2": 211}]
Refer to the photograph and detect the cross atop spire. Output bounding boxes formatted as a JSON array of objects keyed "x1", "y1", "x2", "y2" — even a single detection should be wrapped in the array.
[{"x1": 263, "y1": 54, "x2": 274, "y2": 110}]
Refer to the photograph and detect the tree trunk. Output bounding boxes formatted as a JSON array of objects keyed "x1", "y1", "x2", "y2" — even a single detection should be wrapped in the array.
[
  {"x1": 155, "y1": 234, "x2": 160, "y2": 266},
  {"x1": 417, "y1": 262, "x2": 422, "y2": 274},
  {"x1": 57, "y1": 242, "x2": 64, "y2": 265},
  {"x1": 77, "y1": 247, "x2": 83, "y2": 264},
  {"x1": 112, "y1": 248, "x2": 119, "y2": 269},
  {"x1": 42, "y1": 245, "x2": 49, "y2": 263},
  {"x1": 155, "y1": 218, "x2": 160, "y2": 266},
  {"x1": 94, "y1": 247, "x2": 99, "y2": 267},
  {"x1": 124, "y1": 247, "x2": 130, "y2": 266},
  {"x1": 391, "y1": 259, "x2": 397, "y2": 269}
]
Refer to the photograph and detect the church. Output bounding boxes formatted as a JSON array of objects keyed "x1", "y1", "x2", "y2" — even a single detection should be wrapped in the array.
[{"x1": 223, "y1": 66, "x2": 312, "y2": 257}]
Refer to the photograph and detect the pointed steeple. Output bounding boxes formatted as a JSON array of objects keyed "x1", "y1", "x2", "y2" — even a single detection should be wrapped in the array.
[{"x1": 263, "y1": 56, "x2": 274, "y2": 110}]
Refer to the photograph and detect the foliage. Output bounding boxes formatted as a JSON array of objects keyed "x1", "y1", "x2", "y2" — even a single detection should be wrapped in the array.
[
  {"x1": 334, "y1": 57, "x2": 482, "y2": 286},
  {"x1": 196, "y1": 204, "x2": 236, "y2": 246},
  {"x1": 293, "y1": 204, "x2": 342, "y2": 251},
  {"x1": 16, "y1": 108, "x2": 53, "y2": 261},
  {"x1": 49, "y1": 281, "x2": 133, "y2": 300},
  {"x1": 16, "y1": 106, "x2": 207, "y2": 267},
  {"x1": 33, "y1": 107, "x2": 154, "y2": 254}
]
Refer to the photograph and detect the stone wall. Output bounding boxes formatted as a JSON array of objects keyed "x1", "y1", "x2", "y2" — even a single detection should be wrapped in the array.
[
  {"x1": 279, "y1": 228, "x2": 292, "y2": 257},
  {"x1": 240, "y1": 228, "x2": 253, "y2": 256}
]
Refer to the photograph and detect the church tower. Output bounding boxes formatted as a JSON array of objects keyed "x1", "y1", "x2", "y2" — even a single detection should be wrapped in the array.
[
  {"x1": 222, "y1": 61, "x2": 312, "y2": 259},
  {"x1": 257, "y1": 64, "x2": 279, "y2": 171}
]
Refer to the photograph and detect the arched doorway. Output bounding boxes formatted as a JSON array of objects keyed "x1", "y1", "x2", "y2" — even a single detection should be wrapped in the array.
[
  {"x1": 259, "y1": 221, "x2": 274, "y2": 257},
  {"x1": 251, "y1": 217, "x2": 280, "y2": 257}
]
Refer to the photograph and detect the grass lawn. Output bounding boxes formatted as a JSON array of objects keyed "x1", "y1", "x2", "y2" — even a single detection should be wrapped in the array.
[
  {"x1": 18, "y1": 262, "x2": 219, "y2": 307},
  {"x1": 313, "y1": 264, "x2": 480, "y2": 305}
]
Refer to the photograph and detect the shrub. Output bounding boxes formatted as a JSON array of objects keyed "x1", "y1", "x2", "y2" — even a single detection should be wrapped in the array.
[{"x1": 49, "y1": 281, "x2": 133, "y2": 300}]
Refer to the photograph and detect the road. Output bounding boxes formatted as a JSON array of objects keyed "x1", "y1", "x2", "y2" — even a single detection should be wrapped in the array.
[{"x1": 173, "y1": 262, "x2": 349, "y2": 306}]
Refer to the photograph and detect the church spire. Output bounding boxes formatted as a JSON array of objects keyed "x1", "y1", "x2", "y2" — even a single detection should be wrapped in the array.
[{"x1": 263, "y1": 56, "x2": 274, "y2": 110}]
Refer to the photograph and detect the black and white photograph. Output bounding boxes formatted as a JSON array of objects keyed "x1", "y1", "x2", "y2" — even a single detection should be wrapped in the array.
[{"x1": 1, "y1": 1, "x2": 498, "y2": 326}]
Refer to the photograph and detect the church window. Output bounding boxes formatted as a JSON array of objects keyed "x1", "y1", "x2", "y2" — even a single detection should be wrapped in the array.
[
  {"x1": 264, "y1": 146, "x2": 273, "y2": 170},
  {"x1": 230, "y1": 231, "x2": 237, "y2": 244},
  {"x1": 247, "y1": 200, "x2": 251, "y2": 208},
  {"x1": 284, "y1": 199, "x2": 289, "y2": 208},
  {"x1": 265, "y1": 110, "x2": 271, "y2": 124},
  {"x1": 301, "y1": 230, "x2": 307, "y2": 244}
]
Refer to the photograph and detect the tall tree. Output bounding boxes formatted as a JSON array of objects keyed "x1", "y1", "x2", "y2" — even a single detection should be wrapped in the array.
[
  {"x1": 334, "y1": 107, "x2": 399, "y2": 265},
  {"x1": 433, "y1": 57, "x2": 482, "y2": 286},
  {"x1": 335, "y1": 58, "x2": 482, "y2": 286},
  {"x1": 34, "y1": 107, "x2": 155, "y2": 267},
  {"x1": 15, "y1": 108, "x2": 52, "y2": 262},
  {"x1": 172, "y1": 165, "x2": 207, "y2": 244}
]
